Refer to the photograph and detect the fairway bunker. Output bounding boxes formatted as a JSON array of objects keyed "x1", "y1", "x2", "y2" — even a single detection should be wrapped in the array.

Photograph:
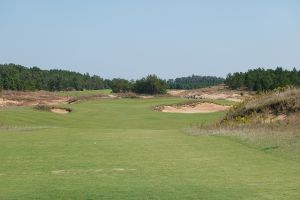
[
  {"x1": 50, "y1": 108, "x2": 71, "y2": 114},
  {"x1": 34, "y1": 105, "x2": 71, "y2": 114},
  {"x1": 160, "y1": 102, "x2": 231, "y2": 113}
]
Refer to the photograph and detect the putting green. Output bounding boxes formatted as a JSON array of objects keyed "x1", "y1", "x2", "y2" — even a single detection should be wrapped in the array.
[{"x1": 0, "y1": 98, "x2": 299, "y2": 199}]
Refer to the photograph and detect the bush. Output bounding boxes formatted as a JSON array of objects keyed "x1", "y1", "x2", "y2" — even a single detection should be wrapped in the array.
[{"x1": 110, "y1": 78, "x2": 132, "y2": 93}]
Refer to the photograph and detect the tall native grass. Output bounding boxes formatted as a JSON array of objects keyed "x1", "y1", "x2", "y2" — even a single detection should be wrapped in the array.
[{"x1": 186, "y1": 87, "x2": 300, "y2": 159}]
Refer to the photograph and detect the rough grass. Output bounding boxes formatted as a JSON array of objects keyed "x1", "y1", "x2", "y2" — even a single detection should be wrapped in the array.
[
  {"x1": 187, "y1": 118, "x2": 300, "y2": 160},
  {"x1": 188, "y1": 88, "x2": 300, "y2": 160},
  {"x1": 0, "y1": 98, "x2": 299, "y2": 199}
]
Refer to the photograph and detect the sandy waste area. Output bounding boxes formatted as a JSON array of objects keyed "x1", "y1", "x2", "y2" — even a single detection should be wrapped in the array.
[{"x1": 162, "y1": 102, "x2": 231, "y2": 113}]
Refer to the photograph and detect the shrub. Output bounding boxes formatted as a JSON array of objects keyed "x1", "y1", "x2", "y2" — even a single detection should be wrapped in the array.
[{"x1": 109, "y1": 78, "x2": 132, "y2": 93}]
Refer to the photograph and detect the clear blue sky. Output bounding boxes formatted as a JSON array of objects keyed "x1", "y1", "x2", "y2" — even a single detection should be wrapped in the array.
[{"x1": 1, "y1": 0, "x2": 299, "y2": 79}]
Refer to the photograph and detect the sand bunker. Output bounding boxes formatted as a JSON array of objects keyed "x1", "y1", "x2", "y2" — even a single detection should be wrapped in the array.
[
  {"x1": 162, "y1": 103, "x2": 231, "y2": 113},
  {"x1": 50, "y1": 108, "x2": 70, "y2": 114}
]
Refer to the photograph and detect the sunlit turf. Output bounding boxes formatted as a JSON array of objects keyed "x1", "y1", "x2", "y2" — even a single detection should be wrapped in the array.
[{"x1": 0, "y1": 98, "x2": 299, "y2": 199}]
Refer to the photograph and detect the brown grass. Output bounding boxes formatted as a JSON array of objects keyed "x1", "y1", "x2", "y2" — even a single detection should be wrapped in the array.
[{"x1": 0, "y1": 90, "x2": 69, "y2": 106}]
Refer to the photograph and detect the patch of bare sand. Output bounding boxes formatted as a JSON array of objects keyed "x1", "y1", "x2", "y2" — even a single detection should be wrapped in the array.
[
  {"x1": 140, "y1": 95, "x2": 155, "y2": 99},
  {"x1": 50, "y1": 108, "x2": 70, "y2": 114},
  {"x1": 168, "y1": 85, "x2": 253, "y2": 102},
  {"x1": 264, "y1": 114, "x2": 287, "y2": 123},
  {"x1": 167, "y1": 90, "x2": 187, "y2": 96},
  {"x1": 162, "y1": 102, "x2": 231, "y2": 113},
  {"x1": 0, "y1": 98, "x2": 22, "y2": 107}
]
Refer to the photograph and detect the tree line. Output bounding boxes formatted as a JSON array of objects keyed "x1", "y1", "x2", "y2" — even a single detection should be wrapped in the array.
[
  {"x1": 0, "y1": 64, "x2": 167, "y2": 94},
  {"x1": 109, "y1": 75, "x2": 167, "y2": 94},
  {"x1": 0, "y1": 63, "x2": 109, "y2": 91},
  {"x1": 0, "y1": 63, "x2": 226, "y2": 94},
  {"x1": 166, "y1": 75, "x2": 224, "y2": 89},
  {"x1": 109, "y1": 75, "x2": 224, "y2": 94},
  {"x1": 225, "y1": 67, "x2": 300, "y2": 91}
]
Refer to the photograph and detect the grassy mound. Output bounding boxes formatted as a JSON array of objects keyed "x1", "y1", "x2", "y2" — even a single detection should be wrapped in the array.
[{"x1": 223, "y1": 88, "x2": 300, "y2": 124}]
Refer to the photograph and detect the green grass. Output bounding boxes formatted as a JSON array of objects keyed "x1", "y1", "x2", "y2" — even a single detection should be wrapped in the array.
[
  {"x1": 55, "y1": 89, "x2": 112, "y2": 97},
  {"x1": 0, "y1": 98, "x2": 299, "y2": 199}
]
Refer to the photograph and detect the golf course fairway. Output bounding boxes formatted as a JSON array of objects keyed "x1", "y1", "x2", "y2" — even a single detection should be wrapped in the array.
[{"x1": 0, "y1": 98, "x2": 299, "y2": 199}]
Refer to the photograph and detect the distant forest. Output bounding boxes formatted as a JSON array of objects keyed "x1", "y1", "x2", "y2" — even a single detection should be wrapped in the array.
[
  {"x1": 225, "y1": 67, "x2": 300, "y2": 91},
  {"x1": 0, "y1": 64, "x2": 225, "y2": 92},
  {"x1": 6, "y1": 64, "x2": 298, "y2": 93},
  {"x1": 166, "y1": 75, "x2": 224, "y2": 89},
  {"x1": 0, "y1": 64, "x2": 109, "y2": 91}
]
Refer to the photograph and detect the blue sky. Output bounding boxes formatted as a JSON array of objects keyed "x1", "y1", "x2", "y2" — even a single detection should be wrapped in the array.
[{"x1": 1, "y1": 0, "x2": 299, "y2": 79}]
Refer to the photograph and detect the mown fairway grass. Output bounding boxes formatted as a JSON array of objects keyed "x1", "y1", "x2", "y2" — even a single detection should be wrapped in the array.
[{"x1": 0, "y1": 98, "x2": 299, "y2": 199}]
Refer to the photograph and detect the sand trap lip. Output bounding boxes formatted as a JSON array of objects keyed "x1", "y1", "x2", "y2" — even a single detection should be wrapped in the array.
[
  {"x1": 161, "y1": 102, "x2": 231, "y2": 113},
  {"x1": 50, "y1": 108, "x2": 71, "y2": 114}
]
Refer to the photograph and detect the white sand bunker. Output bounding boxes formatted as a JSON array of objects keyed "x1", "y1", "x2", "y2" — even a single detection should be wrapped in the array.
[
  {"x1": 50, "y1": 108, "x2": 70, "y2": 114},
  {"x1": 162, "y1": 103, "x2": 231, "y2": 113}
]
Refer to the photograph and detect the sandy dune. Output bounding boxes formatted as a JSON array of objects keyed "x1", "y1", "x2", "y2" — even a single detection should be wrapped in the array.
[
  {"x1": 162, "y1": 102, "x2": 231, "y2": 113},
  {"x1": 167, "y1": 84, "x2": 253, "y2": 102}
]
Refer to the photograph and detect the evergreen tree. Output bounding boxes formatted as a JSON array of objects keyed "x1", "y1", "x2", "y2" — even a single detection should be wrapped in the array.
[{"x1": 225, "y1": 67, "x2": 300, "y2": 91}]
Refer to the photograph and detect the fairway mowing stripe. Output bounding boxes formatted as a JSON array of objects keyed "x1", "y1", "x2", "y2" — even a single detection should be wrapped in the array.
[{"x1": 49, "y1": 168, "x2": 138, "y2": 175}]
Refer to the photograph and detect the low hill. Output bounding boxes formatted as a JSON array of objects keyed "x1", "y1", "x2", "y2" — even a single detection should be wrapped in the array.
[{"x1": 224, "y1": 87, "x2": 300, "y2": 123}]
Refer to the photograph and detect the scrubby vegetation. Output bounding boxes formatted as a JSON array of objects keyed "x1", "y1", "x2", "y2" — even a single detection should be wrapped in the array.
[
  {"x1": 225, "y1": 67, "x2": 300, "y2": 91},
  {"x1": 223, "y1": 87, "x2": 300, "y2": 123},
  {"x1": 167, "y1": 75, "x2": 224, "y2": 89}
]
